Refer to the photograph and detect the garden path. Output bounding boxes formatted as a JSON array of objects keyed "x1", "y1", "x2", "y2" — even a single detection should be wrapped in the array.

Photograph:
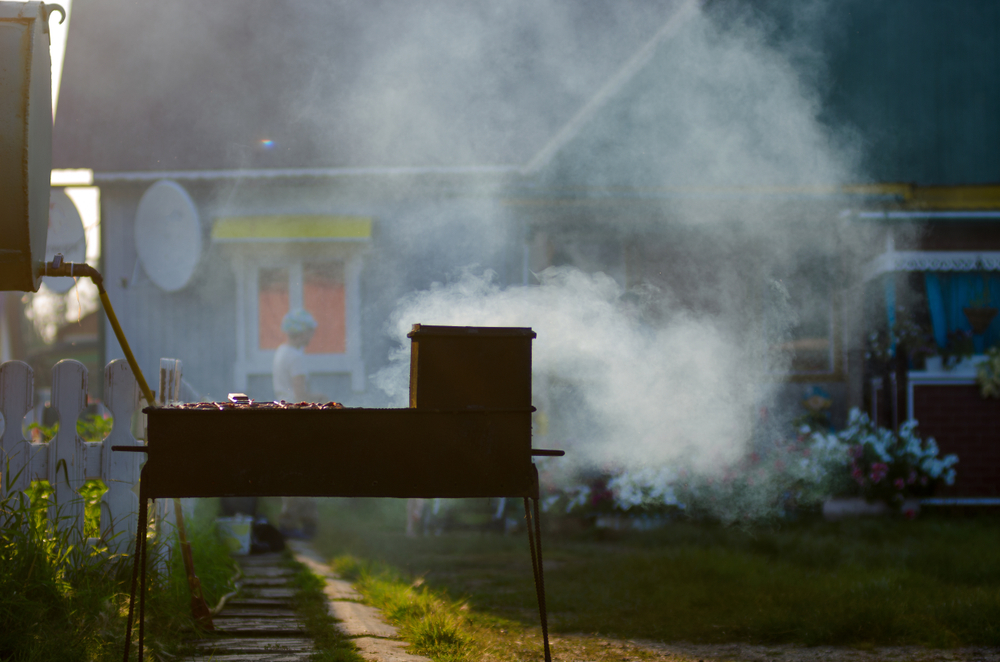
[
  {"x1": 181, "y1": 552, "x2": 314, "y2": 661},
  {"x1": 286, "y1": 539, "x2": 433, "y2": 662}
]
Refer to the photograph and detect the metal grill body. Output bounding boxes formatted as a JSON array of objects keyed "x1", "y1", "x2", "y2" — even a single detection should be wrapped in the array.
[
  {"x1": 143, "y1": 407, "x2": 535, "y2": 499},
  {"x1": 124, "y1": 325, "x2": 559, "y2": 662}
]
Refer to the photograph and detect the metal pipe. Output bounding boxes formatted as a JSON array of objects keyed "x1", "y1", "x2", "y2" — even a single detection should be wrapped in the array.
[{"x1": 43, "y1": 256, "x2": 156, "y2": 407}]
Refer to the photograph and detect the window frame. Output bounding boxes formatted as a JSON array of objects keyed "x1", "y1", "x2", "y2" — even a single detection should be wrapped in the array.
[
  {"x1": 232, "y1": 243, "x2": 365, "y2": 392},
  {"x1": 764, "y1": 286, "x2": 845, "y2": 382}
]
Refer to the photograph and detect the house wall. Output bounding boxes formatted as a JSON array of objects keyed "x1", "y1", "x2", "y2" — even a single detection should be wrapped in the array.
[
  {"x1": 100, "y1": 176, "x2": 522, "y2": 406},
  {"x1": 912, "y1": 383, "x2": 1000, "y2": 497},
  {"x1": 100, "y1": 182, "x2": 239, "y2": 402}
]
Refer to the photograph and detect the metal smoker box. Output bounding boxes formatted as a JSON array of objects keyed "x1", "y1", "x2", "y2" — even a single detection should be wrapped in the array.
[{"x1": 408, "y1": 324, "x2": 535, "y2": 410}]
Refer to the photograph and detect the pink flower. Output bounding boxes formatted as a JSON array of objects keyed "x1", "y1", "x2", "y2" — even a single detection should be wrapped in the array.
[
  {"x1": 870, "y1": 463, "x2": 889, "y2": 484},
  {"x1": 904, "y1": 508, "x2": 917, "y2": 520},
  {"x1": 907, "y1": 471, "x2": 918, "y2": 485},
  {"x1": 894, "y1": 478, "x2": 905, "y2": 490},
  {"x1": 851, "y1": 465, "x2": 865, "y2": 485}
]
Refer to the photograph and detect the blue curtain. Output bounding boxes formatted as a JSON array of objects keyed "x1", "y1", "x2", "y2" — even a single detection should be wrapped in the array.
[
  {"x1": 924, "y1": 272, "x2": 1000, "y2": 353},
  {"x1": 884, "y1": 274, "x2": 897, "y2": 353}
]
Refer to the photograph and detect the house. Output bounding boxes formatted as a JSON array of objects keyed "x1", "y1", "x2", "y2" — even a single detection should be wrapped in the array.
[
  {"x1": 52, "y1": 0, "x2": 999, "y2": 497},
  {"x1": 510, "y1": 0, "x2": 1000, "y2": 498},
  {"x1": 52, "y1": 0, "x2": 681, "y2": 404}
]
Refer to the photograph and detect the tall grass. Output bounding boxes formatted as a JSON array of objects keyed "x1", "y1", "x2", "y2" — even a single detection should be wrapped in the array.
[
  {"x1": 145, "y1": 499, "x2": 241, "y2": 657},
  {"x1": 0, "y1": 483, "x2": 238, "y2": 661},
  {"x1": 0, "y1": 482, "x2": 132, "y2": 661},
  {"x1": 332, "y1": 555, "x2": 472, "y2": 661}
]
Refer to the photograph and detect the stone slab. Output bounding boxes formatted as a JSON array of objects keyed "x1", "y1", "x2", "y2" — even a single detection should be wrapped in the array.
[
  {"x1": 247, "y1": 587, "x2": 297, "y2": 599},
  {"x1": 286, "y1": 540, "x2": 325, "y2": 566},
  {"x1": 181, "y1": 654, "x2": 313, "y2": 662},
  {"x1": 242, "y1": 576, "x2": 295, "y2": 587},
  {"x1": 239, "y1": 553, "x2": 285, "y2": 567},
  {"x1": 286, "y1": 541, "x2": 361, "y2": 599},
  {"x1": 214, "y1": 607, "x2": 298, "y2": 618},
  {"x1": 225, "y1": 597, "x2": 295, "y2": 609},
  {"x1": 193, "y1": 637, "x2": 314, "y2": 654},
  {"x1": 212, "y1": 616, "x2": 307, "y2": 634},
  {"x1": 324, "y1": 578, "x2": 362, "y2": 601},
  {"x1": 241, "y1": 566, "x2": 295, "y2": 578},
  {"x1": 352, "y1": 637, "x2": 433, "y2": 662},
  {"x1": 329, "y1": 600, "x2": 398, "y2": 638}
]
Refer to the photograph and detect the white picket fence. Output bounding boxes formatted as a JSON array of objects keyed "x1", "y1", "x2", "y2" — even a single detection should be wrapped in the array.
[{"x1": 0, "y1": 358, "x2": 178, "y2": 556}]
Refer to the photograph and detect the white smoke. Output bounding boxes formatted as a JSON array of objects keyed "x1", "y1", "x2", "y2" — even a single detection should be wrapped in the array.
[
  {"x1": 375, "y1": 266, "x2": 769, "y2": 476},
  {"x1": 369, "y1": 2, "x2": 872, "y2": 515}
]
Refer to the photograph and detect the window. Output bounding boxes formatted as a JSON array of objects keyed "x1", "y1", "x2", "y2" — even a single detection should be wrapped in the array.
[
  {"x1": 215, "y1": 214, "x2": 370, "y2": 395},
  {"x1": 255, "y1": 263, "x2": 346, "y2": 354},
  {"x1": 303, "y1": 262, "x2": 346, "y2": 354},
  {"x1": 765, "y1": 263, "x2": 842, "y2": 379},
  {"x1": 258, "y1": 267, "x2": 289, "y2": 350}
]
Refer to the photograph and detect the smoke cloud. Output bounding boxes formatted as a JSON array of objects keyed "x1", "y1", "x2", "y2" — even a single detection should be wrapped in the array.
[{"x1": 371, "y1": 0, "x2": 872, "y2": 513}]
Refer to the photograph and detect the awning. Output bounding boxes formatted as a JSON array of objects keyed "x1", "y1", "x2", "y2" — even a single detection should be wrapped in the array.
[
  {"x1": 212, "y1": 215, "x2": 372, "y2": 242},
  {"x1": 863, "y1": 250, "x2": 1000, "y2": 282}
]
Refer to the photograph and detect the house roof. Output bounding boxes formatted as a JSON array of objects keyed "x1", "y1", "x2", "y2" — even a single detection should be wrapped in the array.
[
  {"x1": 540, "y1": 0, "x2": 1000, "y2": 190},
  {"x1": 52, "y1": 0, "x2": 684, "y2": 173}
]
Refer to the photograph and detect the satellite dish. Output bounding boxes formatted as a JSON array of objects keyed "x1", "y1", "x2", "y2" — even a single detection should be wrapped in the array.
[
  {"x1": 134, "y1": 180, "x2": 202, "y2": 292},
  {"x1": 42, "y1": 189, "x2": 87, "y2": 294}
]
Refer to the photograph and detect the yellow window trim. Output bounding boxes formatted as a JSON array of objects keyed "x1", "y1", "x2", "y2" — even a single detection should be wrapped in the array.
[{"x1": 213, "y1": 216, "x2": 372, "y2": 241}]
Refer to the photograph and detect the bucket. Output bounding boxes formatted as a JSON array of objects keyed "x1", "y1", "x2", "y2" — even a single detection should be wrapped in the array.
[{"x1": 216, "y1": 515, "x2": 254, "y2": 555}]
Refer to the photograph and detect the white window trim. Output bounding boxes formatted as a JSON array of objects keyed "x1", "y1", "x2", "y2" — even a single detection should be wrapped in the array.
[{"x1": 231, "y1": 244, "x2": 365, "y2": 393}]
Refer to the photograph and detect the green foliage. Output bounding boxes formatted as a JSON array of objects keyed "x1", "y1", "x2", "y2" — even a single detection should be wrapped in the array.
[
  {"x1": 22, "y1": 414, "x2": 112, "y2": 540},
  {"x1": 146, "y1": 499, "x2": 240, "y2": 657},
  {"x1": 26, "y1": 412, "x2": 114, "y2": 443},
  {"x1": 0, "y1": 481, "x2": 132, "y2": 661},
  {"x1": 942, "y1": 329, "x2": 976, "y2": 367},
  {"x1": 975, "y1": 345, "x2": 1000, "y2": 398},
  {"x1": 0, "y1": 488, "x2": 241, "y2": 661},
  {"x1": 820, "y1": 409, "x2": 958, "y2": 507}
]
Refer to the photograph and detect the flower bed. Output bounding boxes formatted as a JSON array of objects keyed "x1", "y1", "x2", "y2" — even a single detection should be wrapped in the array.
[{"x1": 540, "y1": 409, "x2": 958, "y2": 524}]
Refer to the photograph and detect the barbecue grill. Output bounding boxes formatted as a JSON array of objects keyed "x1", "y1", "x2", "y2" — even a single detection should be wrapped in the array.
[{"x1": 123, "y1": 324, "x2": 563, "y2": 661}]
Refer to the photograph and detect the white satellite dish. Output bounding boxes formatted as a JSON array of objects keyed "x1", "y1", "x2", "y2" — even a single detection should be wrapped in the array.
[
  {"x1": 134, "y1": 180, "x2": 202, "y2": 292},
  {"x1": 42, "y1": 189, "x2": 87, "y2": 294}
]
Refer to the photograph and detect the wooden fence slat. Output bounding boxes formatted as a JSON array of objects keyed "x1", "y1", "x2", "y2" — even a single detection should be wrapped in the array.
[
  {"x1": 101, "y1": 358, "x2": 141, "y2": 553},
  {"x1": 1, "y1": 357, "x2": 176, "y2": 558},
  {"x1": 0, "y1": 361, "x2": 33, "y2": 497},
  {"x1": 49, "y1": 360, "x2": 87, "y2": 539}
]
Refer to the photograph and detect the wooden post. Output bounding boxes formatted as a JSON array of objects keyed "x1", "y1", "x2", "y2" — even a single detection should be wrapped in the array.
[{"x1": 159, "y1": 358, "x2": 214, "y2": 630}]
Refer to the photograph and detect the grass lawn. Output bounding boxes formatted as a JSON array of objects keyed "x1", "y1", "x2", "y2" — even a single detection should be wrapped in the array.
[{"x1": 306, "y1": 498, "x2": 1000, "y2": 659}]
